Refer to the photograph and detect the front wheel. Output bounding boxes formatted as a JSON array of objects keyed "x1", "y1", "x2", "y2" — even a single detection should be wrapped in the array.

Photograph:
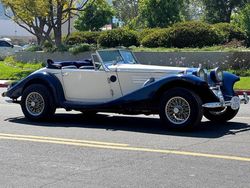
[
  {"x1": 21, "y1": 84, "x2": 56, "y2": 121},
  {"x1": 159, "y1": 88, "x2": 203, "y2": 131},
  {"x1": 203, "y1": 107, "x2": 239, "y2": 123}
]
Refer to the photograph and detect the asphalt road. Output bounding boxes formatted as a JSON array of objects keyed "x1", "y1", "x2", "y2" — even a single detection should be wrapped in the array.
[{"x1": 0, "y1": 88, "x2": 250, "y2": 188}]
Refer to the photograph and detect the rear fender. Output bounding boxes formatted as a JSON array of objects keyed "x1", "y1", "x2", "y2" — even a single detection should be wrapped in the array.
[{"x1": 5, "y1": 72, "x2": 65, "y2": 106}]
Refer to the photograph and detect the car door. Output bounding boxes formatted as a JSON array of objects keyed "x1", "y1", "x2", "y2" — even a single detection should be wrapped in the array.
[{"x1": 61, "y1": 67, "x2": 122, "y2": 103}]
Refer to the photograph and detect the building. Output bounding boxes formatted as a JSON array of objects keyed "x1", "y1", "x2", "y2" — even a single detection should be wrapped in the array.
[{"x1": 0, "y1": 4, "x2": 32, "y2": 37}]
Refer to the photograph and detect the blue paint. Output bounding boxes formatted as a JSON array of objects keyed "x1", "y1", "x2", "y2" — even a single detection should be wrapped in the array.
[
  {"x1": 61, "y1": 74, "x2": 217, "y2": 110},
  {"x1": 222, "y1": 72, "x2": 240, "y2": 99},
  {"x1": 5, "y1": 70, "x2": 238, "y2": 111},
  {"x1": 5, "y1": 72, "x2": 65, "y2": 106}
]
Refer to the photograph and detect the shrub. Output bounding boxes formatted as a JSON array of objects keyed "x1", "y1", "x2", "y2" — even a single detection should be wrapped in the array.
[
  {"x1": 213, "y1": 23, "x2": 247, "y2": 44},
  {"x1": 68, "y1": 43, "x2": 93, "y2": 55},
  {"x1": 24, "y1": 45, "x2": 43, "y2": 52},
  {"x1": 64, "y1": 31, "x2": 100, "y2": 45},
  {"x1": 168, "y1": 21, "x2": 221, "y2": 48},
  {"x1": 98, "y1": 29, "x2": 139, "y2": 47},
  {"x1": 229, "y1": 69, "x2": 250, "y2": 77},
  {"x1": 138, "y1": 28, "x2": 162, "y2": 42},
  {"x1": 141, "y1": 29, "x2": 171, "y2": 48}
]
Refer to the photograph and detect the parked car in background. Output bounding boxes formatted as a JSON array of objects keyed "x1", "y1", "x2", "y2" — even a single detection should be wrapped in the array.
[
  {"x1": 0, "y1": 38, "x2": 22, "y2": 59},
  {"x1": 2, "y1": 49, "x2": 249, "y2": 130}
]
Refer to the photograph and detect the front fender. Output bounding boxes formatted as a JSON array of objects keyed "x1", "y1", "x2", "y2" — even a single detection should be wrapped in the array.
[
  {"x1": 110, "y1": 74, "x2": 218, "y2": 105},
  {"x1": 222, "y1": 72, "x2": 240, "y2": 99},
  {"x1": 5, "y1": 72, "x2": 65, "y2": 106}
]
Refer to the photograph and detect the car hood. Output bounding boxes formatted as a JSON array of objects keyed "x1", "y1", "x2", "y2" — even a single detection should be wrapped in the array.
[{"x1": 108, "y1": 64, "x2": 190, "y2": 74}]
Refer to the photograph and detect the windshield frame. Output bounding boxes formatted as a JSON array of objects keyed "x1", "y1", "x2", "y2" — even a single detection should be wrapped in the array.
[{"x1": 96, "y1": 49, "x2": 138, "y2": 70}]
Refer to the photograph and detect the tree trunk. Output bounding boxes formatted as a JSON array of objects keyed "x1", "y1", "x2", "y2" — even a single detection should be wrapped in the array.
[
  {"x1": 54, "y1": 28, "x2": 62, "y2": 48},
  {"x1": 66, "y1": 11, "x2": 71, "y2": 39},
  {"x1": 36, "y1": 35, "x2": 45, "y2": 46},
  {"x1": 54, "y1": 4, "x2": 63, "y2": 48}
]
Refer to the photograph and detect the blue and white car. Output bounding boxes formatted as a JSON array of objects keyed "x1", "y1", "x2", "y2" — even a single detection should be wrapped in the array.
[{"x1": 2, "y1": 49, "x2": 249, "y2": 130}]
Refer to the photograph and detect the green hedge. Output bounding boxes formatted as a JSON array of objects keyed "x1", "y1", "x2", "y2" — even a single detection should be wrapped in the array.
[
  {"x1": 138, "y1": 28, "x2": 162, "y2": 42},
  {"x1": 213, "y1": 23, "x2": 247, "y2": 44},
  {"x1": 98, "y1": 29, "x2": 139, "y2": 47},
  {"x1": 64, "y1": 22, "x2": 247, "y2": 49},
  {"x1": 64, "y1": 31, "x2": 100, "y2": 45},
  {"x1": 168, "y1": 21, "x2": 221, "y2": 48},
  {"x1": 140, "y1": 21, "x2": 222, "y2": 48},
  {"x1": 140, "y1": 21, "x2": 247, "y2": 48},
  {"x1": 141, "y1": 29, "x2": 171, "y2": 48},
  {"x1": 68, "y1": 43, "x2": 93, "y2": 55}
]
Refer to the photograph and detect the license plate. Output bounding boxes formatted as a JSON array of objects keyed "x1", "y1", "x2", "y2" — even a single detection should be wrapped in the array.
[{"x1": 231, "y1": 96, "x2": 240, "y2": 110}]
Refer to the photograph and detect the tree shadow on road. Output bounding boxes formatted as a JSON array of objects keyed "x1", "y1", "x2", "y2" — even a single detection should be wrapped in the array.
[{"x1": 5, "y1": 112, "x2": 250, "y2": 139}]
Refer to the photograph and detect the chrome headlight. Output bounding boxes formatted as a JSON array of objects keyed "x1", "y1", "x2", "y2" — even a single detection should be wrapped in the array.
[
  {"x1": 197, "y1": 68, "x2": 208, "y2": 82},
  {"x1": 210, "y1": 67, "x2": 224, "y2": 83}
]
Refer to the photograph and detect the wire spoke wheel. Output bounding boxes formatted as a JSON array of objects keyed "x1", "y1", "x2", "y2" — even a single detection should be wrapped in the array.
[
  {"x1": 159, "y1": 88, "x2": 203, "y2": 130},
  {"x1": 21, "y1": 84, "x2": 56, "y2": 121},
  {"x1": 165, "y1": 97, "x2": 191, "y2": 125},
  {"x1": 25, "y1": 92, "x2": 45, "y2": 116}
]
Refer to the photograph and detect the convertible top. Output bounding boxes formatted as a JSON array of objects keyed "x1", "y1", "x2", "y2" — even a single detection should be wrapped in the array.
[{"x1": 46, "y1": 59, "x2": 93, "y2": 69}]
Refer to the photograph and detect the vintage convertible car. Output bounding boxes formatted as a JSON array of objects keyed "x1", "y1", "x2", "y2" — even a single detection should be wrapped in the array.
[{"x1": 2, "y1": 49, "x2": 249, "y2": 130}]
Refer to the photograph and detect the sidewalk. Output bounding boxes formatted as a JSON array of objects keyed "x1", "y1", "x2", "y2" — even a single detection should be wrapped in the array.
[{"x1": 0, "y1": 80, "x2": 249, "y2": 95}]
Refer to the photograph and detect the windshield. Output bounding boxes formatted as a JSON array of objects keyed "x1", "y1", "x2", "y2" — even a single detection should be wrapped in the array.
[
  {"x1": 98, "y1": 50, "x2": 137, "y2": 67},
  {"x1": 120, "y1": 50, "x2": 137, "y2": 64}
]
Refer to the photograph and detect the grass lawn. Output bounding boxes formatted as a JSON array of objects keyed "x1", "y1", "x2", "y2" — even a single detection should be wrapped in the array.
[
  {"x1": 234, "y1": 77, "x2": 250, "y2": 90},
  {"x1": 0, "y1": 58, "x2": 43, "y2": 80}
]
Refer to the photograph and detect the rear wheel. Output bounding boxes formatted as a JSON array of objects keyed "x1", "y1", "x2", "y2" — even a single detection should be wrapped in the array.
[
  {"x1": 203, "y1": 107, "x2": 239, "y2": 122},
  {"x1": 159, "y1": 88, "x2": 203, "y2": 130},
  {"x1": 21, "y1": 84, "x2": 56, "y2": 121}
]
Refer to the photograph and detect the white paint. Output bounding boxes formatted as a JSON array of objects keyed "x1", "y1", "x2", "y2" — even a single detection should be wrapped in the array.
[
  {"x1": 109, "y1": 63, "x2": 188, "y2": 96},
  {"x1": 61, "y1": 69, "x2": 122, "y2": 103}
]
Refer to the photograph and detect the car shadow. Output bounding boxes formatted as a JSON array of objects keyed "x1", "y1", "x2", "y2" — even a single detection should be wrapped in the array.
[{"x1": 5, "y1": 113, "x2": 250, "y2": 139}]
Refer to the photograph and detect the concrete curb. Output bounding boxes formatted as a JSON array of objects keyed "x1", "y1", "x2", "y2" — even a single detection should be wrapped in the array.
[
  {"x1": 235, "y1": 90, "x2": 250, "y2": 95},
  {"x1": 0, "y1": 81, "x2": 10, "y2": 88},
  {"x1": 0, "y1": 83, "x2": 8, "y2": 88}
]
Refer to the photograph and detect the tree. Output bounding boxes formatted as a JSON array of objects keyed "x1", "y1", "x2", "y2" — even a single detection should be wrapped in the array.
[
  {"x1": 112, "y1": 0, "x2": 139, "y2": 25},
  {"x1": 1, "y1": 0, "x2": 51, "y2": 45},
  {"x1": 202, "y1": 0, "x2": 249, "y2": 23},
  {"x1": 181, "y1": 0, "x2": 205, "y2": 21},
  {"x1": 1, "y1": 0, "x2": 91, "y2": 47},
  {"x1": 232, "y1": 3, "x2": 250, "y2": 45},
  {"x1": 74, "y1": 0, "x2": 113, "y2": 31},
  {"x1": 138, "y1": 0, "x2": 184, "y2": 28}
]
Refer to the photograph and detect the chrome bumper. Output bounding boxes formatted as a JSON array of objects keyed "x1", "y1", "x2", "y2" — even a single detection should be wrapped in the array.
[{"x1": 203, "y1": 86, "x2": 249, "y2": 110}]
